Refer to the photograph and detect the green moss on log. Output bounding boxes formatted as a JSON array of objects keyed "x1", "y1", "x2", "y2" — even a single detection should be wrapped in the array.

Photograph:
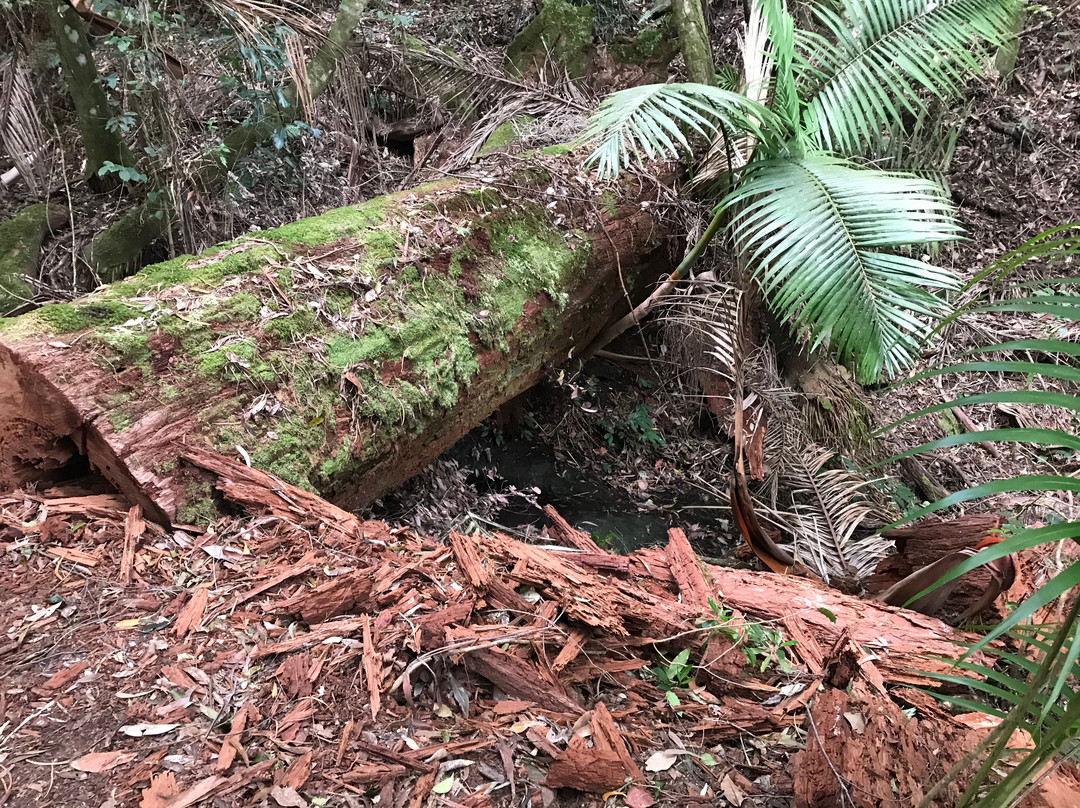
[
  {"x1": 507, "y1": 0, "x2": 594, "y2": 79},
  {"x1": 0, "y1": 175, "x2": 603, "y2": 501},
  {"x1": 478, "y1": 116, "x2": 535, "y2": 158},
  {"x1": 609, "y1": 26, "x2": 673, "y2": 65},
  {"x1": 0, "y1": 204, "x2": 51, "y2": 314}
]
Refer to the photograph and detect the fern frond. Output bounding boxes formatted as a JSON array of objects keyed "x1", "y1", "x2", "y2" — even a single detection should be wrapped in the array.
[
  {"x1": 720, "y1": 152, "x2": 962, "y2": 382},
  {"x1": 797, "y1": 0, "x2": 1021, "y2": 152},
  {"x1": 580, "y1": 83, "x2": 779, "y2": 179}
]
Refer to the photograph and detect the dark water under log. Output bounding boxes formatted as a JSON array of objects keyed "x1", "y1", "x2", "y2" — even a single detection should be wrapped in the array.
[{"x1": 448, "y1": 427, "x2": 732, "y2": 556}]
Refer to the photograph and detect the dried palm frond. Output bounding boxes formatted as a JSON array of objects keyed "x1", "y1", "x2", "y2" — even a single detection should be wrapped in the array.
[
  {"x1": 0, "y1": 55, "x2": 46, "y2": 194},
  {"x1": 206, "y1": 0, "x2": 325, "y2": 42},
  {"x1": 392, "y1": 40, "x2": 591, "y2": 120},
  {"x1": 780, "y1": 444, "x2": 895, "y2": 582},
  {"x1": 285, "y1": 34, "x2": 314, "y2": 120}
]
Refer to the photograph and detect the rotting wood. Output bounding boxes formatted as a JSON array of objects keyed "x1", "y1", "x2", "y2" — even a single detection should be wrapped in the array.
[
  {"x1": 272, "y1": 570, "x2": 374, "y2": 624},
  {"x1": 0, "y1": 158, "x2": 671, "y2": 526},
  {"x1": 120, "y1": 504, "x2": 144, "y2": 584},
  {"x1": 5, "y1": 476, "x2": 1045, "y2": 806},
  {"x1": 664, "y1": 526, "x2": 712, "y2": 609},
  {"x1": 867, "y1": 514, "x2": 1008, "y2": 622}
]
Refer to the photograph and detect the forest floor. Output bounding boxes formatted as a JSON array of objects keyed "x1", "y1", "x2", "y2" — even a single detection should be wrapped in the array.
[{"x1": 4, "y1": 0, "x2": 1080, "y2": 806}]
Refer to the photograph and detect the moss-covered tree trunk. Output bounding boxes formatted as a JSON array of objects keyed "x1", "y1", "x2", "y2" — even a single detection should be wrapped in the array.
[
  {"x1": 0, "y1": 203, "x2": 65, "y2": 314},
  {"x1": 0, "y1": 153, "x2": 670, "y2": 525},
  {"x1": 44, "y1": 0, "x2": 134, "y2": 189}
]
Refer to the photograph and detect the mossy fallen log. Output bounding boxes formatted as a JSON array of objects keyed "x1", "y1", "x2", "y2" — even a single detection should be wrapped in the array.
[
  {"x1": 0, "y1": 203, "x2": 64, "y2": 315},
  {"x1": 0, "y1": 154, "x2": 669, "y2": 525}
]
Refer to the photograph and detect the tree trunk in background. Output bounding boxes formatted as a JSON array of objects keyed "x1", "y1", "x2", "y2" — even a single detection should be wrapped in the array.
[
  {"x1": 670, "y1": 0, "x2": 715, "y2": 86},
  {"x1": 0, "y1": 156, "x2": 670, "y2": 526},
  {"x1": 82, "y1": 0, "x2": 368, "y2": 280},
  {"x1": 44, "y1": 0, "x2": 134, "y2": 189}
]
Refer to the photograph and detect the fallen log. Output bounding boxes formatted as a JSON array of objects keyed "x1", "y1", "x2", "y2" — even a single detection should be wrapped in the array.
[{"x1": 0, "y1": 154, "x2": 670, "y2": 525}]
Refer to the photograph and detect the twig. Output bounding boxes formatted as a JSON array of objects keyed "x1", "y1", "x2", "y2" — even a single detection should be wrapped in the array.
[{"x1": 950, "y1": 406, "x2": 1001, "y2": 458}]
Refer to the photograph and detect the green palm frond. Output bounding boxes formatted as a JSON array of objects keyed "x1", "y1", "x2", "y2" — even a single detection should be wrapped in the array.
[
  {"x1": 580, "y1": 83, "x2": 780, "y2": 179},
  {"x1": 796, "y1": 0, "x2": 1021, "y2": 152},
  {"x1": 879, "y1": 228, "x2": 1080, "y2": 805},
  {"x1": 720, "y1": 152, "x2": 962, "y2": 382}
]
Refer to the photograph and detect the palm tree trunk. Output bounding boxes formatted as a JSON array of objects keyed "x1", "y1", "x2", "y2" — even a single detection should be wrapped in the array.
[{"x1": 670, "y1": 0, "x2": 715, "y2": 85}]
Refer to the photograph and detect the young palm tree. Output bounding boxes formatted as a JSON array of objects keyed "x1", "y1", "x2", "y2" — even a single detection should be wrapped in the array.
[{"x1": 580, "y1": 0, "x2": 1021, "y2": 383}]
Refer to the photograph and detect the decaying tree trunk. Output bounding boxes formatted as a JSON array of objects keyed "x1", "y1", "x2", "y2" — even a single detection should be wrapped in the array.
[{"x1": 0, "y1": 155, "x2": 670, "y2": 525}]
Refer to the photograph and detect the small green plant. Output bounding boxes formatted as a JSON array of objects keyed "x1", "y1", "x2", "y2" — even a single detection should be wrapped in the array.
[
  {"x1": 651, "y1": 648, "x2": 695, "y2": 709},
  {"x1": 590, "y1": 530, "x2": 618, "y2": 549},
  {"x1": 700, "y1": 598, "x2": 797, "y2": 673},
  {"x1": 596, "y1": 404, "x2": 665, "y2": 450}
]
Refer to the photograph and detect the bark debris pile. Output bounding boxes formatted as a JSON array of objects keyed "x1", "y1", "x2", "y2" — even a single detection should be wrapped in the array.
[{"x1": 1, "y1": 451, "x2": 1077, "y2": 807}]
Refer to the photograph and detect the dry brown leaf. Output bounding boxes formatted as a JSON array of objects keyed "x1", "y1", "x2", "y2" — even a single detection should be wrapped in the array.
[
  {"x1": 720, "y1": 772, "x2": 747, "y2": 806},
  {"x1": 625, "y1": 786, "x2": 655, "y2": 808},
  {"x1": 71, "y1": 750, "x2": 137, "y2": 773},
  {"x1": 270, "y1": 785, "x2": 307, "y2": 807}
]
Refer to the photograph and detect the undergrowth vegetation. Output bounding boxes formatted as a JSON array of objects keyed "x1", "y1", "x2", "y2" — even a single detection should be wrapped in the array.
[{"x1": 881, "y1": 223, "x2": 1080, "y2": 806}]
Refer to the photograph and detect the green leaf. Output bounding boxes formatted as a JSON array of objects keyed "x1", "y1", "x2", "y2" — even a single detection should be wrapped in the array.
[
  {"x1": 888, "y1": 476, "x2": 1080, "y2": 527},
  {"x1": 432, "y1": 776, "x2": 455, "y2": 795},
  {"x1": 796, "y1": 0, "x2": 1022, "y2": 152},
  {"x1": 719, "y1": 152, "x2": 961, "y2": 382},
  {"x1": 876, "y1": 390, "x2": 1080, "y2": 435},
  {"x1": 665, "y1": 690, "x2": 681, "y2": 709},
  {"x1": 579, "y1": 83, "x2": 780, "y2": 179}
]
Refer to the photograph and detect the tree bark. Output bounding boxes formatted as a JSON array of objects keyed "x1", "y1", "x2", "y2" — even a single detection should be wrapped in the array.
[
  {"x1": 0, "y1": 203, "x2": 65, "y2": 314},
  {"x1": 670, "y1": 0, "x2": 715, "y2": 86},
  {"x1": 44, "y1": 0, "x2": 134, "y2": 189},
  {"x1": 0, "y1": 159, "x2": 670, "y2": 525}
]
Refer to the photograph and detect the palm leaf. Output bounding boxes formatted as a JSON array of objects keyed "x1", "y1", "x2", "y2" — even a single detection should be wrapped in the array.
[
  {"x1": 393, "y1": 39, "x2": 590, "y2": 119},
  {"x1": 782, "y1": 445, "x2": 894, "y2": 581},
  {"x1": 692, "y1": 0, "x2": 793, "y2": 188},
  {"x1": 579, "y1": 83, "x2": 779, "y2": 179},
  {"x1": 0, "y1": 55, "x2": 46, "y2": 194},
  {"x1": 720, "y1": 152, "x2": 962, "y2": 382},
  {"x1": 796, "y1": 0, "x2": 1022, "y2": 153}
]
